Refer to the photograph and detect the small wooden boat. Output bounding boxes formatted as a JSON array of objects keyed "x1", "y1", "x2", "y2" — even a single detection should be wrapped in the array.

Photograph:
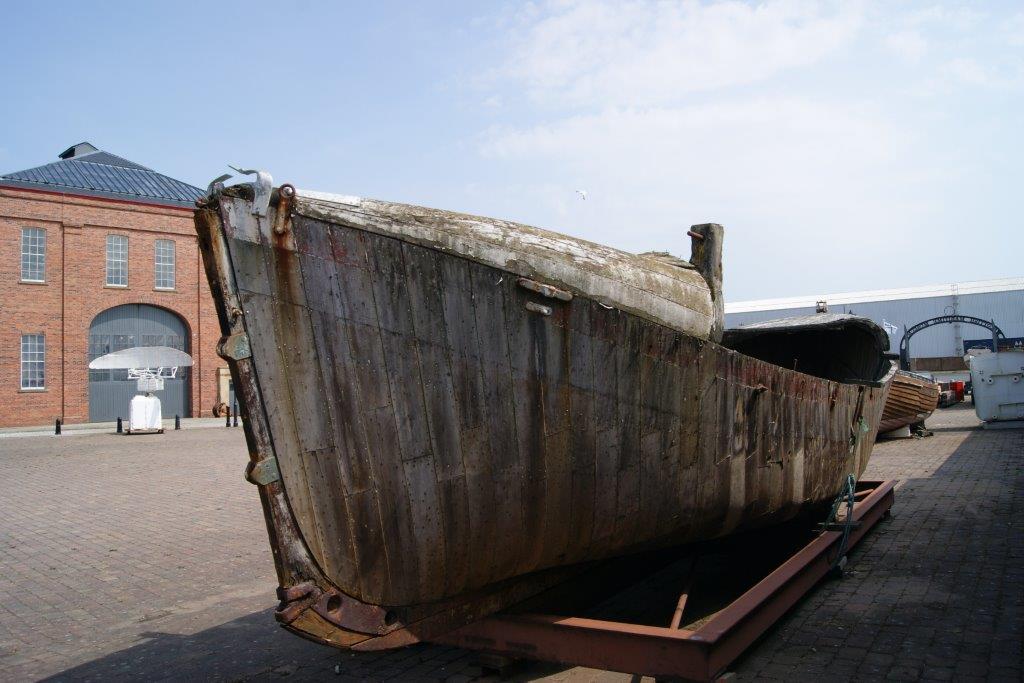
[
  {"x1": 877, "y1": 370, "x2": 940, "y2": 434},
  {"x1": 194, "y1": 177, "x2": 895, "y2": 651}
]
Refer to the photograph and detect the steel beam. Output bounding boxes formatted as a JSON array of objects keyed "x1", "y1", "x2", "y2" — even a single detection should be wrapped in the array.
[{"x1": 435, "y1": 480, "x2": 896, "y2": 682}]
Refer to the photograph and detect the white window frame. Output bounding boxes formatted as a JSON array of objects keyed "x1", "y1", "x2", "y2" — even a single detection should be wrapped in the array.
[
  {"x1": 106, "y1": 234, "x2": 128, "y2": 287},
  {"x1": 20, "y1": 227, "x2": 46, "y2": 283},
  {"x1": 20, "y1": 334, "x2": 45, "y2": 390},
  {"x1": 154, "y1": 239, "x2": 176, "y2": 290}
]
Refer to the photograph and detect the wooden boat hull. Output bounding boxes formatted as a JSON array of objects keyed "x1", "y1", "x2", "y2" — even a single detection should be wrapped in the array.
[
  {"x1": 877, "y1": 370, "x2": 940, "y2": 434},
  {"x1": 195, "y1": 183, "x2": 894, "y2": 650}
]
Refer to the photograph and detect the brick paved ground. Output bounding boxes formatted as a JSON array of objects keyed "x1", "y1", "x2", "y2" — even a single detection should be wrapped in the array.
[{"x1": 0, "y1": 404, "x2": 1020, "y2": 682}]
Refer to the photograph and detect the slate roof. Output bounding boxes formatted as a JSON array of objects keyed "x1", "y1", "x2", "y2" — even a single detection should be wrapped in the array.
[{"x1": 0, "y1": 143, "x2": 203, "y2": 208}]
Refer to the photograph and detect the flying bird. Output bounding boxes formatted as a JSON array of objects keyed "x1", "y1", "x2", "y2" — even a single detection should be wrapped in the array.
[{"x1": 576, "y1": 189, "x2": 588, "y2": 200}]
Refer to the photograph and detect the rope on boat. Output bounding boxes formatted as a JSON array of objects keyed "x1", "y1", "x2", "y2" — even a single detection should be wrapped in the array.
[{"x1": 826, "y1": 473, "x2": 857, "y2": 573}]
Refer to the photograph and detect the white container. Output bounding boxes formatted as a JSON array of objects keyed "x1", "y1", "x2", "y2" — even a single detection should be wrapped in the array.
[
  {"x1": 129, "y1": 394, "x2": 163, "y2": 433},
  {"x1": 969, "y1": 350, "x2": 1024, "y2": 422}
]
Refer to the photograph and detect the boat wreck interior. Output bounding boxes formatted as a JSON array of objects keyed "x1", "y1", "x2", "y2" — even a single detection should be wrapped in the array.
[{"x1": 722, "y1": 314, "x2": 892, "y2": 386}]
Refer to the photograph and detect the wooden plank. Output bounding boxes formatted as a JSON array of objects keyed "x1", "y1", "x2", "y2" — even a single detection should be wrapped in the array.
[
  {"x1": 402, "y1": 242, "x2": 470, "y2": 595},
  {"x1": 644, "y1": 327, "x2": 685, "y2": 539},
  {"x1": 293, "y1": 214, "x2": 333, "y2": 257},
  {"x1": 504, "y1": 279, "x2": 549, "y2": 575},
  {"x1": 696, "y1": 344, "x2": 730, "y2": 538},
  {"x1": 325, "y1": 226, "x2": 380, "y2": 327},
  {"x1": 637, "y1": 324, "x2": 665, "y2": 541},
  {"x1": 436, "y1": 471, "x2": 472, "y2": 596},
  {"x1": 272, "y1": 296, "x2": 363, "y2": 590},
  {"x1": 537, "y1": 291, "x2": 574, "y2": 569},
  {"x1": 308, "y1": 310, "x2": 373, "y2": 493},
  {"x1": 308, "y1": 308, "x2": 391, "y2": 599},
  {"x1": 588, "y1": 305, "x2": 620, "y2": 554},
  {"x1": 227, "y1": 239, "x2": 274, "y2": 297},
  {"x1": 366, "y1": 232, "x2": 447, "y2": 601},
  {"x1": 612, "y1": 305, "x2": 643, "y2": 553},
  {"x1": 371, "y1": 254, "x2": 432, "y2": 462},
  {"x1": 303, "y1": 447, "x2": 359, "y2": 591},
  {"x1": 236, "y1": 289, "x2": 326, "y2": 568},
  {"x1": 566, "y1": 299, "x2": 597, "y2": 564},
  {"x1": 326, "y1": 223, "x2": 418, "y2": 604},
  {"x1": 467, "y1": 261, "x2": 521, "y2": 583},
  {"x1": 402, "y1": 453, "x2": 446, "y2": 599},
  {"x1": 277, "y1": 302, "x2": 331, "y2": 455},
  {"x1": 361, "y1": 405, "x2": 420, "y2": 604},
  {"x1": 438, "y1": 256, "x2": 487, "y2": 434},
  {"x1": 403, "y1": 243, "x2": 466, "y2": 478}
]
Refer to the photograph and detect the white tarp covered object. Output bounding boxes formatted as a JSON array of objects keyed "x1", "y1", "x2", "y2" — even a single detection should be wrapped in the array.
[{"x1": 129, "y1": 394, "x2": 162, "y2": 432}]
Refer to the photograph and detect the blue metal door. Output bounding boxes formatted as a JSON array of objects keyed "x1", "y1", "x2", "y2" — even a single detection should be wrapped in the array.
[{"x1": 88, "y1": 304, "x2": 191, "y2": 422}]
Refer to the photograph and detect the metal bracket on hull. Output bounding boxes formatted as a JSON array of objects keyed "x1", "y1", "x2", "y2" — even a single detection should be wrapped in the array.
[
  {"x1": 218, "y1": 332, "x2": 252, "y2": 361},
  {"x1": 228, "y1": 167, "x2": 274, "y2": 217},
  {"x1": 246, "y1": 456, "x2": 281, "y2": 486},
  {"x1": 274, "y1": 580, "x2": 395, "y2": 636},
  {"x1": 525, "y1": 302, "x2": 553, "y2": 316},
  {"x1": 517, "y1": 277, "x2": 573, "y2": 302}
]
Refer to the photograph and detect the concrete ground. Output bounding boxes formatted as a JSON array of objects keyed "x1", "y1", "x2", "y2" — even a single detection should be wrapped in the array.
[{"x1": 0, "y1": 404, "x2": 1020, "y2": 682}]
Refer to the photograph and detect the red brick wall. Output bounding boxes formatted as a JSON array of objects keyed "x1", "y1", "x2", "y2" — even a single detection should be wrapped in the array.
[{"x1": 0, "y1": 187, "x2": 226, "y2": 427}]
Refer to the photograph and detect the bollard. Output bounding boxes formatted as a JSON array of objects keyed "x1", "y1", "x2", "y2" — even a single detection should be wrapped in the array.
[
  {"x1": 233, "y1": 402, "x2": 239, "y2": 427},
  {"x1": 226, "y1": 405, "x2": 231, "y2": 428},
  {"x1": 117, "y1": 417, "x2": 123, "y2": 434},
  {"x1": 55, "y1": 418, "x2": 61, "y2": 435},
  {"x1": 175, "y1": 414, "x2": 181, "y2": 430}
]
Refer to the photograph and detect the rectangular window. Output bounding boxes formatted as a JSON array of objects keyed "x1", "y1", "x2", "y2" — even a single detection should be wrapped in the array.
[
  {"x1": 106, "y1": 234, "x2": 128, "y2": 286},
  {"x1": 154, "y1": 239, "x2": 175, "y2": 289},
  {"x1": 89, "y1": 334, "x2": 111, "y2": 382},
  {"x1": 21, "y1": 227, "x2": 46, "y2": 282},
  {"x1": 20, "y1": 334, "x2": 45, "y2": 390},
  {"x1": 111, "y1": 334, "x2": 135, "y2": 381}
]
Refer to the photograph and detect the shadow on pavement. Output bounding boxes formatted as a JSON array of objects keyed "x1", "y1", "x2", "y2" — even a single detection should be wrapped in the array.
[
  {"x1": 45, "y1": 609, "x2": 343, "y2": 682},
  {"x1": 44, "y1": 608, "x2": 479, "y2": 683}
]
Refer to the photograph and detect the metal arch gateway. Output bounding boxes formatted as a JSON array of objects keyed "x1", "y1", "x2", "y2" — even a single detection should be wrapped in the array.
[{"x1": 898, "y1": 314, "x2": 1006, "y2": 370}]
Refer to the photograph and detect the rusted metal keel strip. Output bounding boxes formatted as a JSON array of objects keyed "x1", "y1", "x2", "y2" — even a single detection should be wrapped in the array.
[{"x1": 435, "y1": 480, "x2": 896, "y2": 681}]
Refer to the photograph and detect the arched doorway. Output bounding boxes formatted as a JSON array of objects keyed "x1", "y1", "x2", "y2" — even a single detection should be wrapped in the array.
[{"x1": 88, "y1": 304, "x2": 191, "y2": 422}]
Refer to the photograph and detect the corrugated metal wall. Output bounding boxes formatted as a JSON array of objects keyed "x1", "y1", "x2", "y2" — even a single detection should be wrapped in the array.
[{"x1": 725, "y1": 289, "x2": 1024, "y2": 358}]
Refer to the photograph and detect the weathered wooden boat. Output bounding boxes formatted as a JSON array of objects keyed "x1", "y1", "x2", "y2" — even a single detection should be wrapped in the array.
[
  {"x1": 877, "y1": 370, "x2": 940, "y2": 434},
  {"x1": 194, "y1": 176, "x2": 896, "y2": 651}
]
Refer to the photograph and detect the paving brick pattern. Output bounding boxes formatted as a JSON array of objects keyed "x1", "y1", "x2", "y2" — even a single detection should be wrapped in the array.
[
  {"x1": 733, "y1": 406, "x2": 1024, "y2": 682},
  {"x1": 0, "y1": 404, "x2": 1020, "y2": 681}
]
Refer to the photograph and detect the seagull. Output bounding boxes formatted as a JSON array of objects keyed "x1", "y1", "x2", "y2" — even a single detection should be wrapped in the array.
[{"x1": 576, "y1": 189, "x2": 588, "y2": 200}]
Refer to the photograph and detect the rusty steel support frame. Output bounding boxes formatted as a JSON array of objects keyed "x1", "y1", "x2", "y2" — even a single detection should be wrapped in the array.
[{"x1": 435, "y1": 480, "x2": 896, "y2": 682}]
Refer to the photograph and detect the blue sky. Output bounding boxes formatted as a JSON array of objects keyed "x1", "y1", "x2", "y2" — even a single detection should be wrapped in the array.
[{"x1": 2, "y1": 1, "x2": 1021, "y2": 300}]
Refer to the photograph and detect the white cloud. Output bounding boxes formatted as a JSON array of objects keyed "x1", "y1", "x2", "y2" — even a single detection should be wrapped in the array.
[
  {"x1": 499, "y1": 0, "x2": 865, "y2": 107},
  {"x1": 479, "y1": 98, "x2": 913, "y2": 256},
  {"x1": 466, "y1": 0, "x2": 1024, "y2": 297},
  {"x1": 903, "y1": 5, "x2": 985, "y2": 30},
  {"x1": 943, "y1": 56, "x2": 1024, "y2": 89},
  {"x1": 1008, "y1": 12, "x2": 1024, "y2": 46},
  {"x1": 884, "y1": 29, "x2": 928, "y2": 63}
]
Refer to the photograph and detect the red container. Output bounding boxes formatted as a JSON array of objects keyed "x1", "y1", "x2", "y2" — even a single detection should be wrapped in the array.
[{"x1": 951, "y1": 380, "x2": 965, "y2": 402}]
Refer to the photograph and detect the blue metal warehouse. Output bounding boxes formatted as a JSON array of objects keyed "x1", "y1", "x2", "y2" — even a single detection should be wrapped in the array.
[{"x1": 725, "y1": 278, "x2": 1024, "y2": 375}]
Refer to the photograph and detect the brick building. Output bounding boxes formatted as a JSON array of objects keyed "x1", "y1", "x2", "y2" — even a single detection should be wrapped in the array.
[{"x1": 0, "y1": 142, "x2": 227, "y2": 428}]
